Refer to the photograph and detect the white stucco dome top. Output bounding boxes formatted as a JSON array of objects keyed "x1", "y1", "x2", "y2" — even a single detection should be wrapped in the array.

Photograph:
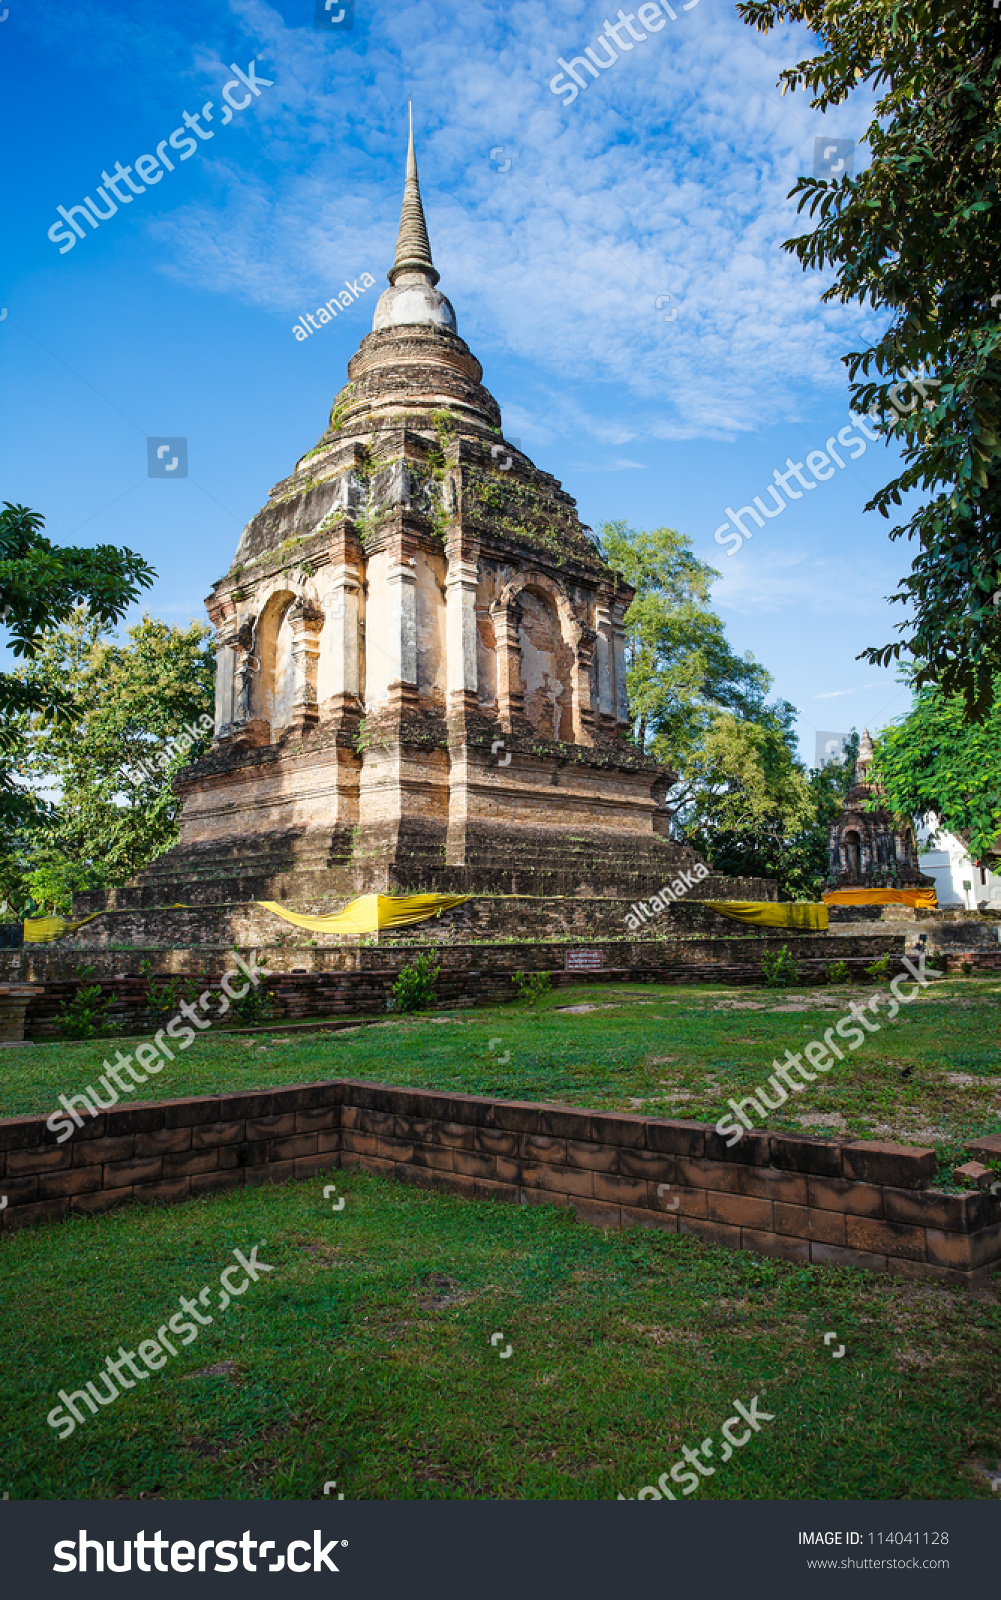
[{"x1": 372, "y1": 270, "x2": 457, "y2": 333}]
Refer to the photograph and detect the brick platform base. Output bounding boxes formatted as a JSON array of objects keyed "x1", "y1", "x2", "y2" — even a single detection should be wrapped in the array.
[{"x1": 2, "y1": 1080, "x2": 998, "y2": 1285}]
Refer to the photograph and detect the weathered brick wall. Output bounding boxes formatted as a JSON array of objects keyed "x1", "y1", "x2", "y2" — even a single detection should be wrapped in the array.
[
  {"x1": 2, "y1": 1080, "x2": 998, "y2": 1285},
  {"x1": 12, "y1": 943, "x2": 910, "y2": 1039}
]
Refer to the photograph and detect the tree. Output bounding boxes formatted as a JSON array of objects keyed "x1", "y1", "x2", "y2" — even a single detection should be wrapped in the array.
[
  {"x1": 868, "y1": 674, "x2": 1001, "y2": 862},
  {"x1": 0, "y1": 503, "x2": 155, "y2": 829},
  {"x1": 601, "y1": 521, "x2": 779, "y2": 764},
  {"x1": 737, "y1": 0, "x2": 1001, "y2": 719},
  {"x1": 671, "y1": 715, "x2": 857, "y2": 900},
  {"x1": 3, "y1": 611, "x2": 215, "y2": 913}
]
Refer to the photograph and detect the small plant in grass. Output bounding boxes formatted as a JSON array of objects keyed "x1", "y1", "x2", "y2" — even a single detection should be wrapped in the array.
[
  {"x1": 140, "y1": 960, "x2": 201, "y2": 1025},
  {"x1": 387, "y1": 952, "x2": 440, "y2": 1013},
  {"x1": 228, "y1": 982, "x2": 271, "y2": 1027},
  {"x1": 864, "y1": 955, "x2": 892, "y2": 981},
  {"x1": 513, "y1": 970, "x2": 552, "y2": 1007},
  {"x1": 761, "y1": 946, "x2": 798, "y2": 988},
  {"x1": 52, "y1": 966, "x2": 120, "y2": 1040},
  {"x1": 824, "y1": 959, "x2": 850, "y2": 984}
]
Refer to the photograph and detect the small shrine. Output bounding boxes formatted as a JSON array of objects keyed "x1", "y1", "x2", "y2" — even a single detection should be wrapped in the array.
[{"x1": 824, "y1": 730, "x2": 932, "y2": 892}]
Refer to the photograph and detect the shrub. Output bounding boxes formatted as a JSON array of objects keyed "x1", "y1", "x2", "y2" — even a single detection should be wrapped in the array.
[
  {"x1": 513, "y1": 970, "x2": 553, "y2": 1007},
  {"x1": 52, "y1": 967, "x2": 120, "y2": 1040},
  {"x1": 140, "y1": 960, "x2": 201, "y2": 1025},
  {"x1": 761, "y1": 945, "x2": 799, "y2": 988},
  {"x1": 388, "y1": 952, "x2": 440, "y2": 1013},
  {"x1": 864, "y1": 955, "x2": 892, "y2": 981},
  {"x1": 824, "y1": 959, "x2": 850, "y2": 984}
]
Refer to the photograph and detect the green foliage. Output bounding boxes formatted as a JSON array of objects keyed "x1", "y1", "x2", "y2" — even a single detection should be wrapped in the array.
[
  {"x1": 1, "y1": 610, "x2": 215, "y2": 913},
  {"x1": 677, "y1": 722, "x2": 858, "y2": 900},
  {"x1": 0, "y1": 503, "x2": 155, "y2": 832},
  {"x1": 824, "y1": 959, "x2": 850, "y2": 984},
  {"x1": 388, "y1": 952, "x2": 440, "y2": 1013},
  {"x1": 600, "y1": 521, "x2": 781, "y2": 763},
  {"x1": 761, "y1": 945, "x2": 799, "y2": 987},
  {"x1": 868, "y1": 674, "x2": 1001, "y2": 862},
  {"x1": 736, "y1": 0, "x2": 1001, "y2": 718},
  {"x1": 52, "y1": 966, "x2": 120, "y2": 1040},
  {"x1": 139, "y1": 961, "x2": 202, "y2": 1025},
  {"x1": 864, "y1": 955, "x2": 892, "y2": 982},
  {"x1": 513, "y1": 970, "x2": 553, "y2": 1007},
  {"x1": 227, "y1": 980, "x2": 270, "y2": 1027}
]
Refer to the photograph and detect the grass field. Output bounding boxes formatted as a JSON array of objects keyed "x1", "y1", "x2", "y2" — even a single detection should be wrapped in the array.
[
  {"x1": 5, "y1": 1170, "x2": 1001, "y2": 1501},
  {"x1": 5, "y1": 977, "x2": 1001, "y2": 1501},
  {"x1": 5, "y1": 977, "x2": 1000, "y2": 1180}
]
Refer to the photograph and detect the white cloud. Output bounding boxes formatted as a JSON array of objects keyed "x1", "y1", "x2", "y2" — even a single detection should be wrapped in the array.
[{"x1": 137, "y1": 0, "x2": 882, "y2": 441}]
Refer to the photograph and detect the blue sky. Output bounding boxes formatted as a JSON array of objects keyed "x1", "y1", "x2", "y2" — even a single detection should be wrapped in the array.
[{"x1": 0, "y1": 0, "x2": 914, "y2": 763}]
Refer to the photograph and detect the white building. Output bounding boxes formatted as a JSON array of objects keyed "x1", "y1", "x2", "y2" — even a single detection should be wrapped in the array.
[{"x1": 916, "y1": 816, "x2": 1001, "y2": 909}]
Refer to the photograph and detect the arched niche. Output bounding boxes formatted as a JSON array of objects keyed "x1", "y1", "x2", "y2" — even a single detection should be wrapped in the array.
[
  {"x1": 251, "y1": 589, "x2": 297, "y2": 740},
  {"x1": 491, "y1": 571, "x2": 593, "y2": 743}
]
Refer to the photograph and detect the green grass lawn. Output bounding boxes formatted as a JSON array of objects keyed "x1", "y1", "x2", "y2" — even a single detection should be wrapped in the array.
[
  {"x1": 6, "y1": 978, "x2": 1000, "y2": 1177},
  {"x1": 5, "y1": 1170, "x2": 1001, "y2": 1500}
]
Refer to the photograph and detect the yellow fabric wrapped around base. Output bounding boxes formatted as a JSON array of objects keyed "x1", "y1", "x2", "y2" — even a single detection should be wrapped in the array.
[
  {"x1": 256, "y1": 893, "x2": 471, "y2": 936},
  {"x1": 821, "y1": 888, "x2": 938, "y2": 909},
  {"x1": 23, "y1": 911, "x2": 105, "y2": 944},
  {"x1": 704, "y1": 901, "x2": 829, "y2": 931}
]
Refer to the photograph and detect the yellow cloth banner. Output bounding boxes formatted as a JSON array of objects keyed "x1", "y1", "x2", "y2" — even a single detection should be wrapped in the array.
[
  {"x1": 821, "y1": 888, "x2": 938, "y2": 909},
  {"x1": 23, "y1": 911, "x2": 106, "y2": 944},
  {"x1": 704, "y1": 901, "x2": 829, "y2": 931},
  {"x1": 256, "y1": 893, "x2": 471, "y2": 936}
]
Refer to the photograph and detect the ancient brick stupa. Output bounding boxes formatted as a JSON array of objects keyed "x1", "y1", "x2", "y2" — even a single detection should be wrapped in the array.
[{"x1": 150, "y1": 121, "x2": 711, "y2": 902}]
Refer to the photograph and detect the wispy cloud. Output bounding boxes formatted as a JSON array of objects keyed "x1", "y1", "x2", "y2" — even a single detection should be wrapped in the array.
[
  {"x1": 125, "y1": 0, "x2": 883, "y2": 442},
  {"x1": 815, "y1": 681, "x2": 885, "y2": 699}
]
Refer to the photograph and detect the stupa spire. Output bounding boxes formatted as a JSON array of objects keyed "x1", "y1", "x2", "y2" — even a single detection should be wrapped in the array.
[{"x1": 387, "y1": 104, "x2": 440, "y2": 287}]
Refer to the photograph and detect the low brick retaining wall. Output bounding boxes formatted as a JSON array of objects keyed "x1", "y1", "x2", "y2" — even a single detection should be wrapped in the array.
[
  {"x1": 2, "y1": 1079, "x2": 998, "y2": 1285},
  {"x1": 14, "y1": 949, "x2": 914, "y2": 1040}
]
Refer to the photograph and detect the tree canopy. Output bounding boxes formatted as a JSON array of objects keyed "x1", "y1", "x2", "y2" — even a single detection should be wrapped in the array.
[
  {"x1": 868, "y1": 673, "x2": 1001, "y2": 861},
  {"x1": 673, "y1": 715, "x2": 859, "y2": 900},
  {"x1": 601, "y1": 520, "x2": 780, "y2": 764},
  {"x1": 1, "y1": 611, "x2": 215, "y2": 914},
  {"x1": 0, "y1": 503, "x2": 155, "y2": 829},
  {"x1": 737, "y1": 0, "x2": 1001, "y2": 719}
]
